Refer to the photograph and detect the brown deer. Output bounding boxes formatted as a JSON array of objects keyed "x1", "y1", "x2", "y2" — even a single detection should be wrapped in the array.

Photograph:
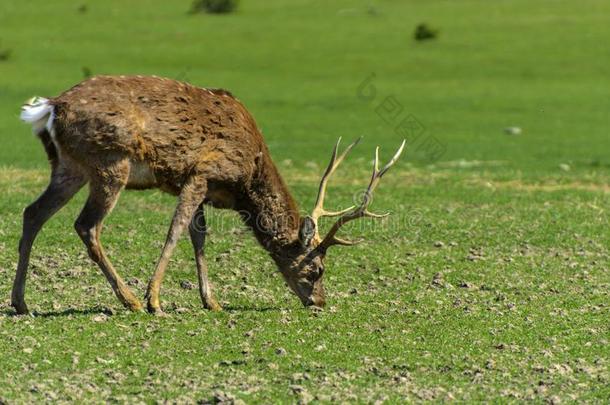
[{"x1": 14, "y1": 75, "x2": 405, "y2": 315}]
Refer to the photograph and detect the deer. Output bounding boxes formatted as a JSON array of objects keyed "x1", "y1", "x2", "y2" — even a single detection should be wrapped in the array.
[{"x1": 13, "y1": 75, "x2": 405, "y2": 315}]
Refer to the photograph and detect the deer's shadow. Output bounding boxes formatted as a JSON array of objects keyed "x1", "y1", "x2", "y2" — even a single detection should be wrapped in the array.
[
  {"x1": 2, "y1": 305, "x2": 282, "y2": 318},
  {"x1": 2, "y1": 307, "x2": 113, "y2": 318},
  {"x1": 223, "y1": 305, "x2": 282, "y2": 312}
]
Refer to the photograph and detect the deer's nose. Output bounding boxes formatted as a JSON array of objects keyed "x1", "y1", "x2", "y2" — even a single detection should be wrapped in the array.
[{"x1": 304, "y1": 296, "x2": 325, "y2": 308}]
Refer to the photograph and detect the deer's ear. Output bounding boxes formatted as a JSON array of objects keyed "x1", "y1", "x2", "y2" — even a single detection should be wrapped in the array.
[{"x1": 299, "y1": 216, "x2": 316, "y2": 248}]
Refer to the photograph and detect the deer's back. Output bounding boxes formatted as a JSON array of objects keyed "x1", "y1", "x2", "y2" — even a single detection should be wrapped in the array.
[{"x1": 50, "y1": 75, "x2": 265, "y2": 193}]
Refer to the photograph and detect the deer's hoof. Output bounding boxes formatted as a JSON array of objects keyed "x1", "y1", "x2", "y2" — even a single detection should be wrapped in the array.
[
  {"x1": 11, "y1": 301, "x2": 29, "y2": 315},
  {"x1": 148, "y1": 307, "x2": 166, "y2": 316},
  {"x1": 146, "y1": 301, "x2": 165, "y2": 316},
  {"x1": 126, "y1": 300, "x2": 144, "y2": 312},
  {"x1": 204, "y1": 300, "x2": 223, "y2": 312}
]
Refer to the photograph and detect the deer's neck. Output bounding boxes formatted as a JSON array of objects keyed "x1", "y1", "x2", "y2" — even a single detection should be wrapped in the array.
[{"x1": 239, "y1": 151, "x2": 301, "y2": 259}]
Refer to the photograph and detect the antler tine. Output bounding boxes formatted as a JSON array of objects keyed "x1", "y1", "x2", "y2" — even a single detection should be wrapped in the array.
[
  {"x1": 311, "y1": 136, "x2": 362, "y2": 221},
  {"x1": 319, "y1": 140, "x2": 406, "y2": 250},
  {"x1": 379, "y1": 139, "x2": 406, "y2": 178},
  {"x1": 360, "y1": 139, "x2": 406, "y2": 211}
]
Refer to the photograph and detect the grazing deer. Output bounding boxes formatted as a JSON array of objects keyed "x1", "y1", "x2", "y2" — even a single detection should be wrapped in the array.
[{"x1": 14, "y1": 75, "x2": 405, "y2": 315}]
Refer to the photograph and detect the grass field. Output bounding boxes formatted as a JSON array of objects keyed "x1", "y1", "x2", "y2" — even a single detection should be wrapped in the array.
[{"x1": 0, "y1": 0, "x2": 609, "y2": 402}]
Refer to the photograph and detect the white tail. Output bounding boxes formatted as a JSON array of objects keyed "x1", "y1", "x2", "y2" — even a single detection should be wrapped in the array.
[{"x1": 20, "y1": 97, "x2": 54, "y2": 134}]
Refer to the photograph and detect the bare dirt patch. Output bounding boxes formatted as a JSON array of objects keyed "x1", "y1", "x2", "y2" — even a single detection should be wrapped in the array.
[{"x1": 467, "y1": 178, "x2": 610, "y2": 194}]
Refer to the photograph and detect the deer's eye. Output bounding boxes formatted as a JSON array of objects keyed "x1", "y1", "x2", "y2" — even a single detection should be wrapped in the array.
[{"x1": 307, "y1": 265, "x2": 324, "y2": 282}]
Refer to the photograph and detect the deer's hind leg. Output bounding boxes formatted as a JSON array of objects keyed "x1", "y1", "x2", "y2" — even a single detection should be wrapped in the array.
[
  {"x1": 189, "y1": 204, "x2": 222, "y2": 311},
  {"x1": 12, "y1": 166, "x2": 86, "y2": 314},
  {"x1": 74, "y1": 160, "x2": 142, "y2": 311},
  {"x1": 145, "y1": 176, "x2": 207, "y2": 314}
]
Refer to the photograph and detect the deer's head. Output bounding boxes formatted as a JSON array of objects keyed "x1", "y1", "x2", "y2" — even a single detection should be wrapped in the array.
[{"x1": 277, "y1": 137, "x2": 406, "y2": 309}]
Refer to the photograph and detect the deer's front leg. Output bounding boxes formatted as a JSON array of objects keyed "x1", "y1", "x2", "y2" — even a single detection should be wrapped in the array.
[
  {"x1": 145, "y1": 176, "x2": 207, "y2": 314},
  {"x1": 189, "y1": 204, "x2": 222, "y2": 311}
]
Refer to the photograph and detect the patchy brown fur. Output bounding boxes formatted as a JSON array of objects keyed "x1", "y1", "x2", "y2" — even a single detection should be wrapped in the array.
[
  {"x1": 12, "y1": 75, "x2": 327, "y2": 315},
  {"x1": 51, "y1": 76, "x2": 268, "y2": 195}
]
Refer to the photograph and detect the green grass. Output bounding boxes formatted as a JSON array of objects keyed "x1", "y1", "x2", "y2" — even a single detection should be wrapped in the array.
[{"x1": 0, "y1": 0, "x2": 609, "y2": 402}]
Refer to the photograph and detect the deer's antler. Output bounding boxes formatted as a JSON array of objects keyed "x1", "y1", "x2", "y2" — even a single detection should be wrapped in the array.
[
  {"x1": 311, "y1": 136, "x2": 362, "y2": 222},
  {"x1": 316, "y1": 139, "x2": 406, "y2": 250}
]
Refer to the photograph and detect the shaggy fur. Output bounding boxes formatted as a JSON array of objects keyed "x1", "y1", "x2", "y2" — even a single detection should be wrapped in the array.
[{"x1": 12, "y1": 75, "x2": 327, "y2": 315}]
